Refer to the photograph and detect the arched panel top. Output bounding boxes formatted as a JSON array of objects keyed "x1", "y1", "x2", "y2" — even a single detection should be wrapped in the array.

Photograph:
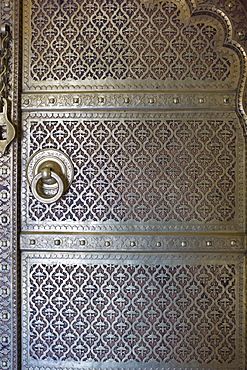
[{"x1": 23, "y1": 0, "x2": 242, "y2": 92}]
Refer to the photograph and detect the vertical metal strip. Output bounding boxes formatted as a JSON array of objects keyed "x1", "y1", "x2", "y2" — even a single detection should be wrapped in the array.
[{"x1": 0, "y1": 0, "x2": 20, "y2": 369}]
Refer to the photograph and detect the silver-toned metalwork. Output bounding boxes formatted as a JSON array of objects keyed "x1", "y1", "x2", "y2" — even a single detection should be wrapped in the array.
[
  {"x1": 26, "y1": 149, "x2": 74, "y2": 204},
  {"x1": 16, "y1": 1, "x2": 247, "y2": 369},
  {"x1": 20, "y1": 234, "x2": 245, "y2": 252},
  {"x1": 21, "y1": 251, "x2": 245, "y2": 369},
  {"x1": 21, "y1": 111, "x2": 244, "y2": 232}
]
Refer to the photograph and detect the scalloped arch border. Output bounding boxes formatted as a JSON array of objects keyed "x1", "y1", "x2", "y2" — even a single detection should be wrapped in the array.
[
  {"x1": 189, "y1": 2, "x2": 247, "y2": 131},
  {"x1": 140, "y1": 0, "x2": 247, "y2": 131}
]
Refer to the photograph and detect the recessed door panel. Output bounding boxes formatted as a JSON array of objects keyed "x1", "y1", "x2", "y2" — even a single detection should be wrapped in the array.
[{"x1": 20, "y1": 0, "x2": 246, "y2": 369}]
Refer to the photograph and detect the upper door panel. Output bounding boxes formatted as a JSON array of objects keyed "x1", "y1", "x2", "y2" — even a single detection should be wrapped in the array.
[{"x1": 23, "y1": 0, "x2": 240, "y2": 92}]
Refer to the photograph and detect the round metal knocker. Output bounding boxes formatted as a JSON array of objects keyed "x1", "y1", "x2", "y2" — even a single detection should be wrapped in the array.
[{"x1": 26, "y1": 149, "x2": 74, "y2": 204}]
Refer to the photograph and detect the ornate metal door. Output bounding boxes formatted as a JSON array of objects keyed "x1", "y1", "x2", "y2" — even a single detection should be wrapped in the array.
[{"x1": 1, "y1": 0, "x2": 247, "y2": 369}]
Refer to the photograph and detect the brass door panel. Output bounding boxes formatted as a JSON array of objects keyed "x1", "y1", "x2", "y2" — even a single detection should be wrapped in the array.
[{"x1": 19, "y1": 0, "x2": 247, "y2": 369}]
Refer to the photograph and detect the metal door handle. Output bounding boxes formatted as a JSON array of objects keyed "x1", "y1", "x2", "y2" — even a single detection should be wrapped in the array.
[
  {"x1": 31, "y1": 167, "x2": 65, "y2": 204},
  {"x1": 26, "y1": 149, "x2": 74, "y2": 204}
]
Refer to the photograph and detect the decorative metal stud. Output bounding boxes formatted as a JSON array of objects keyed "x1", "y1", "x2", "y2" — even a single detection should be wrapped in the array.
[
  {"x1": 0, "y1": 191, "x2": 8, "y2": 199},
  {"x1": 54, "y1": 239, "x2": 61, "y2": 245},
  {"x1": 156, "y1": 241, "x2": 161, "y2": 247},
  {"x1": 2, "y1": 336, "x2": 8, "y2": 343},
  {"x1": 225, "y1": 0, "x2": 236, "y2": 10},
  {"x1": 105, "y1": 241, "x2": 110, "y2": 247},
  {"x1": 206, "y1": 241, "x2": 212, "y2": 246},
  {"x1": 230, "y1": 240, "x2": 236, "y2": 246},
  {"x1": 2, "y1": 287, "x2": 8, "y2": 295},
  {"x1": 2, "y1": 312, "x2": 9, "y2": 319},
  {"x1": 123, "y1": 97, "x2": 130, "y2": 104},
  {"x1": 73, "y1": 97, "x2": 80, "y2": 104},
  {"x1": 48, "y1": 97, "x2": 55, "y2": 104},
  {"x1": 237, "y1": 30, "x2": 245, "y2": 39},
  {"x1": 198, "y1": 98, "x2": 204, "y2": 104},
  {"x1": 148, "y1": 97, "x2": 154, "y2": 104},
  {"x1": 2, "y1": 361, "x2": 8, "y2": 368},
  {"x1": 223, "y1": 97, "x2": 229, "y2": 104},
  {"x1": 79, "y1": 239, "x2": 85, "y2": 246},
  {"x1": 1, "y1": 264, "x2": 8, "y2": 271},
  {"x1": 1, "y1": 167, "x2": 8, "y2": 176},
  {"x1": 29, "y1": 239, "x2": 36, "y2": 245},
  {"x1": 1, "y1": 240, "x2": 8, "y2": 247},
  {"x1": 173, "y1": 97, "x2": 179, "y2": 104},
  {"x1": 98, "y1": 96, "x2": 105, "y2": 103},
  {"x1": 181, "y1": 241, "x2": 187, "y2": 247},
  {"x1": 130, "y1": 241, "x2": 136, "y2": 247},
  {"x1": 23, "y1": 99, "x2": 29, "y2": 106},
  {"x1": 1, "y1": 216, "x2": 8, "y2": 224}
]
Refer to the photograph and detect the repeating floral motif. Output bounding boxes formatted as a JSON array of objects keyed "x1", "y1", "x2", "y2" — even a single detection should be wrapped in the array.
[
  {"x1": 29, "y1": 0, "x2": 237, "y2": 85},
  {"x1": 25, "y1": 258, "x2": 238, "y2": 366},
  {"x1": 24, "y1": 114, "x2": 239, "y2": 229},
  {"x1": 0, "y1": 1, "x2": 245, "y2": 370}
]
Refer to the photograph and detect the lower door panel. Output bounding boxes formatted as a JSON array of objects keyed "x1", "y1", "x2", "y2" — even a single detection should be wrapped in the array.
[{"x1": 21, "y1": 240, "x2": 245, "y2": 369}]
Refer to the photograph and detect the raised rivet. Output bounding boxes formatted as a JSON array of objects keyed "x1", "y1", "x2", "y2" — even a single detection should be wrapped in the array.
[
  {"x1": 73, "y1": 97, "x2": 80, "y2": 104},
  {"x1": 1, "y1": 167, "x2": 8, "y2": 176},
  {"x1": 23, "y1": 99, "x2": 29, "y2": 106},
  {"x1": 1, "y1": 264, "x2": 8, "y2": 271},
  {"x1": 223, "y1": 97, "x2": 229, "y2": 104},
  {"x1": 4, "y1": 2, "x2": 10, "y2": 8},
  {"x1": 79, "y1": 239, "x2": 85, "y2": 245},
  {"x1": 2, "y1": 313, "x2": 8, "y2": 319},
  {"x1": 98, "y1": 96, "x2": 105, "y2": 103},
  {"x1": 2, "y1": 336, "x2": 8, "y2": 343},
  {"x1": 123, "y1": 97, "x2": 130, "y2": 104},
  {"x1": 173, "y1": 97, "x2": 179, "y2": 104},
  {"x1": 48, "y1": 97, "x2": 55, "y2": 104},
  {"x1": 156, "y1": 241, "x2": 161, "y2": 247},
  {"x1": 181, "y1": 241, "x2": 187, "y2": 247},
  {"x1": 1, "y1": 191, "x2": 8, "y2": 199},
  {"x1": 198, "y1": 98, "x2": 204, "y2": 104},
  {"x1": 1, "y1": 216, "x2": 8, "y2": 224},
  {"x1": 230, "y1": 240, "x2": 236, "y2": 246},
  {"x1": 130, "y1": 241, "x2": 136, "y2": 247},
  {"x1": 1, "y1": 240, "x2": 8, "y2": 247},
  {"x1": 148, "y1": 97, "x2": 154, "y2": 104},
  {"x1": 29, "y1": 239, "x2": 36, "y2": 245},
  {"x1": 2, "y1": 361, "x2": 7, "y2": 368},
  {"x1": 237, "y1": 30, "x2": 245, "y2": 39},
  {"x1": 105, "y1": 241, "x2": 110, "y2": 247},
  {"x1": 206, "y1": 241, "x2": 212, "y2": 246},
  {"x1": 54, "y1": 239, "x2": 61, "y2": 245},
  {"x1": 2, "y1": 288, "x2": 8, "y2": 295}
]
